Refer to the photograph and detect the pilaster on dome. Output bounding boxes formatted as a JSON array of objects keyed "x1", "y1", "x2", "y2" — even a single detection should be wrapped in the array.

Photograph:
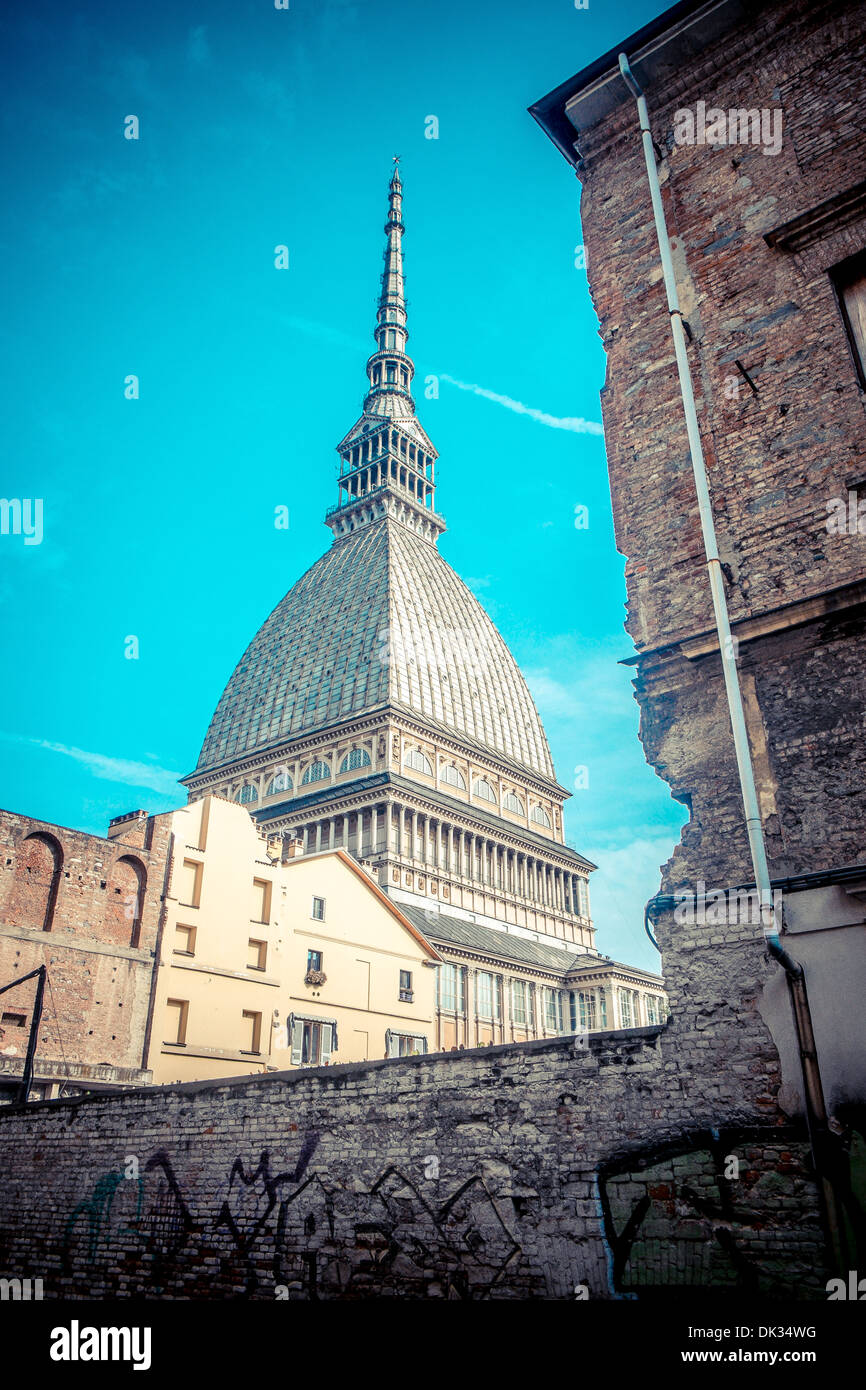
[{"x1": 326, "y1": 163, "x2": 445, "y2": 546}]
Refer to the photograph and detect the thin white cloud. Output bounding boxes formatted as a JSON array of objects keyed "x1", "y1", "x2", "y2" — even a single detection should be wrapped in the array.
[
  {"x1": 440, "y1": 374, "x2": 604, "y2": 435},
  {"x1": 0, "y1": 732, "x2": 182, "y2": 797}
]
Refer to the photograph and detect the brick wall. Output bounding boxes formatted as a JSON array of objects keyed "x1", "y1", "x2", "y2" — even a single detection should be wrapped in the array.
[
  {"x1": 569, "y1": 1, "x2": 866, "y2": 1005},
  {"x1": 579, "y1": 0, "x2": 866, "y2": 655},
  {"x1": 0, "y1": 1035, "x2": 828, "y2": 1300},
  {"x1": 0, "y1": 809, "x2": 172, "y2": 1083}
]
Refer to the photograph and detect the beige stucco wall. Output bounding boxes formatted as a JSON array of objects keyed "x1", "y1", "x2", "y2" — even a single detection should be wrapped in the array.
[
  {"x1": 147, "y1": 797, "x2": 437, "y2": 1085},
  {"x1": 269, "y1": 852, "x2": 437, "y2": 1067}
]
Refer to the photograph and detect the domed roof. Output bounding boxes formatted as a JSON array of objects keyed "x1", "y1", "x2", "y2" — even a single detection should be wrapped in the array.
[{"x1": 195, "y1": 519, "x2": 555, "y2": 780}]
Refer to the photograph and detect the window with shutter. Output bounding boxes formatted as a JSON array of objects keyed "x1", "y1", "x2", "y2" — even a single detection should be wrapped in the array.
[
  {"x1": 386, "y1": 1030, "x2": 427, "y2": 1057},
  {"x1": 290, "y1": 1016, "x2": 336, "y2": 1066}
]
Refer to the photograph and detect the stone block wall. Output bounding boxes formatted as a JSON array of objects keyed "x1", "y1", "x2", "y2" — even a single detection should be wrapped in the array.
[{"x1": 0, "y1": 1035, "x2": 829, "y2": 1300}]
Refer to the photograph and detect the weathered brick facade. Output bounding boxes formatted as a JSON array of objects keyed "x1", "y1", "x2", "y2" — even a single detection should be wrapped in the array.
[
  {"x1": 567, "y1": 0, "x2": 866, "y2": 888},
  {"x1": 0, "y1": 808, "x2": 172, "y2": 1096},
  {"x1": 531, "y1": 0, "x2": 866, "y2": 1124}
]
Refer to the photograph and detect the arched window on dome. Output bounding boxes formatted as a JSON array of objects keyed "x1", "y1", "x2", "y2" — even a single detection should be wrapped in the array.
[
  {"x1": 503, "y1": 791, "x2": 525, "y2": 815},
  {"x1": 530, "y1": 804, "x2": 552, "y2": 828},
  {"x1": 440, "y1": 764, "x2": 466, "y2": 791},
  {"x1": 237, "y1": 784, "x2": 259, "y2": 805},
  {"x1": 301, "y1": 760, "x2": 331, "y2": 786},
  {"x1": 404, "y1": 749, "x2": 433, "y2": 776},
  {"x1": 339, "y1": 747, "x2": 371, "y2": 774},
  {"x1": 473, "y1": 778, "x2": 497, "y2": 803},
  {"x1": 266, "y1": 770, "x2": 293, "y2": 796}
]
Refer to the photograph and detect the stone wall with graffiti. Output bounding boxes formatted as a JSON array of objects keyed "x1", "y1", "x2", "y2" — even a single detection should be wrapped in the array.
[{"x1": 0, "y1": 1029, "x2": 850, "y2": 1301}]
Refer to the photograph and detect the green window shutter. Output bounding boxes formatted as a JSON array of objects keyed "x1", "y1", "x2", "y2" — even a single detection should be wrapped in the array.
[{"x1": 320, "y1": 1023, "x2": 334, "y2": 1066}]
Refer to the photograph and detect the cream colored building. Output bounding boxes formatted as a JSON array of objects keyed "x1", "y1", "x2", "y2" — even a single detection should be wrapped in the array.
[{"x1": 147, "y1": 796, "x2": 440, "y2": 1084}]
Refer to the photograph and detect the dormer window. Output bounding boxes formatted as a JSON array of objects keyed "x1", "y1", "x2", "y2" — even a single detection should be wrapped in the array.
[
  {"x1": 441, "y1": 764, "x2": 466, "y2": 790},
  {"x1": 404, "y1": 749, "x2": 433, "y2": 775},
  {"x1": 266, "y1": 770, "x2": 293, "y2": 796},
  {"x1": 301, "y1": 760, "x2": 331, "y2": 786},
  {"x1": 339, "y1": 747, "x2": 372, "y2": 773}
]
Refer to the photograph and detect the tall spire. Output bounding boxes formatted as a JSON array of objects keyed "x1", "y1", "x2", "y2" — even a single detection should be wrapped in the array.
[
  {"x1": 326, "y1": 165, "x2": 445, "y2": 546},
  {"x1": 364, "y1": 158, "x2": 412, "y2": 415}
]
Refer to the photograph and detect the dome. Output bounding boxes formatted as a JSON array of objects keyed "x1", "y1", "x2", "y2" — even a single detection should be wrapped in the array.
[{"x1": 195, "y1": 518, "x2": 555, "y2": 780}]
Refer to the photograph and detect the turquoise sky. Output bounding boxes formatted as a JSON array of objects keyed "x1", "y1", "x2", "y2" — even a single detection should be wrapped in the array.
[{"x1": 1, "y1": 0, "x2": 685, "y2": 971}]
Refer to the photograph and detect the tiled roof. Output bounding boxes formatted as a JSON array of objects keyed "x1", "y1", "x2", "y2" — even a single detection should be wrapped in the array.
[
  {"x1": 401, "y1": 905, "x2": 587, "y2": 973},
  {"x1": 196, "y1": 517, "x2": 555, "y2": 779},
  {"x1": 401, "y1": 905, "x2": 663, "y2": 983}
]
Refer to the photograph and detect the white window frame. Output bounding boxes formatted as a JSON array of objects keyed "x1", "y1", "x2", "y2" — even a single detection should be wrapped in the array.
[
  {"x1": 289, "y1": 1014, "x2": 336, "y2": 1067},
  {"x1": 385, "y1": 1029, "x2": 428, "y2": 1057}
]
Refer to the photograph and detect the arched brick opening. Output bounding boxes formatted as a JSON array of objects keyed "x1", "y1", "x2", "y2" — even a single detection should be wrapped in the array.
[
  {"x1": 107, "y1": 856, "x2": 146, "y2": 948},
  {"x1": 17, "y1": 832, "x2": 63, "y2": 932}
]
